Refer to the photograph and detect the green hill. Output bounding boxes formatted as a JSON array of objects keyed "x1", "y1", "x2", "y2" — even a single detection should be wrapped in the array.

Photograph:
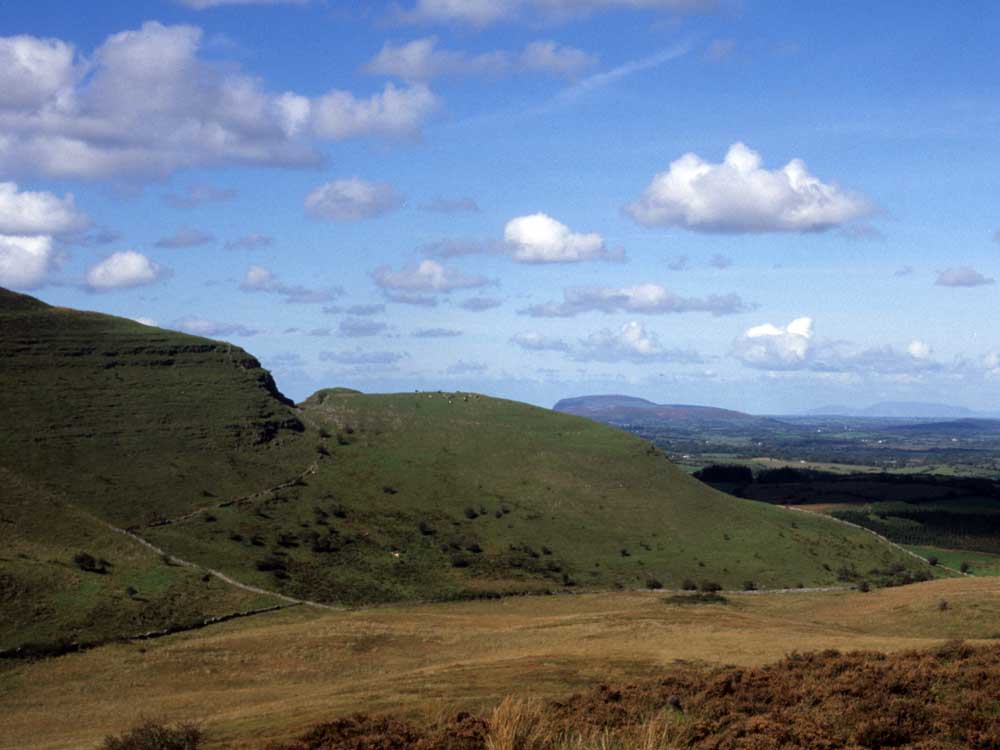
[{"x1": 0, "y1": 288, "x2": 938, "y2": 650}]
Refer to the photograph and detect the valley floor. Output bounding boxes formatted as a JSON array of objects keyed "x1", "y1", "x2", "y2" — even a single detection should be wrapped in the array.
[{"x1": 3, "y1": 577, "x2": 1000, "y2": 750}]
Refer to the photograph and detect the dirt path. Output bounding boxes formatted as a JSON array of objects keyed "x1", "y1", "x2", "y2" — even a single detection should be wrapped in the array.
[{"x1": 784, "y1": 505, "x2": 968, "y2": 577}]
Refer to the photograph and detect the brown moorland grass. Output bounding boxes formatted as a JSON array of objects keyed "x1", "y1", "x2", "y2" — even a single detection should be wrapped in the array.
[
  {"x1": 276, "y1": 641, "x2": 1000, "y2": 750},
  {"x1": 2, "y1": 577, "x2": 1000, "y2": 750}
]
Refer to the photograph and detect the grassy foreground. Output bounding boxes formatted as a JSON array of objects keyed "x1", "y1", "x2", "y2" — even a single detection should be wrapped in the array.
[{"x1": 3, "y1": 577, "x2": 999, "y2": 750}]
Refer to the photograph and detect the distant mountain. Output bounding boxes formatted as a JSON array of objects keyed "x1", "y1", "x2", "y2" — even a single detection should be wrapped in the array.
[
  {"x1": 554, "y1": 394, "x2": 771, "y2": 425},
  {"x1": 805, "y1": 401, "x2": 990, "y2": 418},
  {"x1": 891, "y1": 418, "x2": 1000, "y2": 434}
]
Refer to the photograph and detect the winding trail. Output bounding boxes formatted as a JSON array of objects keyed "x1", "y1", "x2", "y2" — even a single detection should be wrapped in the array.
[{"x1": 784, "y1": 505, "x2": 968, "y2": 577}]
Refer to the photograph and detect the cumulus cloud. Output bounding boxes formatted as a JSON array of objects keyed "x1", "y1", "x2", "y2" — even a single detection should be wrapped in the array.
[
  {"x1": 576, "y1": 320, "x2": 701, "y2": 363},
  {"x1": 733, "y1": 317, "x2": 943, "y2": 375},
  {"x1": 163, "y1": 184, "x2": 237, "y2": 209},
  {"x1": 625, "y1": 142, "x2": 873, "y2": 233},
  {"x1": 521, "y1": 282, "x2": 751, "y2": 317},
  {"x1": 0, "y1": 235, "x2": 59, "y2": 289},
  {"x1": 0, "y1": 23, "x2": 438, "y2": 180},
  {"x1": 155, "y1": 227, "x2": 215, "y2": 248},
  {"x1": 504, "y1": 213, "x2": 621, "y2": 263},
  {"x1": 173, "y1": 317, "x2": 259, "y2": 337},
  {"x1": 511, "y1": 331, "x2": 570, "y2": 351},
  {"x1": 413, "y1": 327, "x2": 462, "y2": 337},
  {"x1": 373, "y1": 259, "x2": 493, "y2": 305},
  {"x1": 459, "y1": 296, "x2": 502, "y2": 311},
  {"x1": 364, "y1": 37, "x2": 593, "y2": 81},
  {"x1": 399, "y1": 0, "x2": 717, "y2": 26},
  {"x1": 0, "y1": 182, "x2": 90, "y2": 236},
  {"x1": 339, "y1": 317, "x2": 389, "y2": 337},
  {"x1": 305, "y1": 178, "x2": 403, "y2": 221},
  {"x1": 421, "y1": 196, "x2": 480, "y2": 213},
  {"x1": 86, "y1": 250, "x2": 164, "y2": 291},
  {"x1": 225, "y1": 233, "x2": 273, "y2": 250},
  {"x1": 734, "y1": 317, "x2": 815, "y2": 370},
  {"x1": 239, "y1": 264, "x2": 341, "y2": 303},
  {"x1": 935, "y1": 266, "x2": 995, "y2": 287}
]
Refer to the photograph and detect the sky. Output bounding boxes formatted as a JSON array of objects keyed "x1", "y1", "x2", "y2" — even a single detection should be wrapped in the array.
[{"x1": 1, "y1": 0, "x2": 999, "y2": 413}]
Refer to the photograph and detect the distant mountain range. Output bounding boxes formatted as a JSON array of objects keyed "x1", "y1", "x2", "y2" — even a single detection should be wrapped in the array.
[
  {"x1": 803, "y1": 401, "x2": 998, "y2": 419},
  {"x1": 553, "y1": 395, "x2": 779, "y2": 427}
]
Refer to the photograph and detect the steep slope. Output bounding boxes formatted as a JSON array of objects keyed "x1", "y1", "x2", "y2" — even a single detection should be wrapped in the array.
[
  {"x1": 147, "y1": 389, "x2": 935, "y2": 604},
  {"x1": 0, "y1": 288, "x2": 311, "y2": 527}
]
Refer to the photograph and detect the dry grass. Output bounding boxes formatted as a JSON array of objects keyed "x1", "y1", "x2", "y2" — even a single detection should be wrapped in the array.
[{"x1": 3, "y1": 577, "x2": 1000, "y2": 750}]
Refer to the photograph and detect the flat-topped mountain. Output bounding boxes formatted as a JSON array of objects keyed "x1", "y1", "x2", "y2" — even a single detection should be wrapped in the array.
[{"x1": 554, "y1": 394, "x2": 773, "y2": 425}]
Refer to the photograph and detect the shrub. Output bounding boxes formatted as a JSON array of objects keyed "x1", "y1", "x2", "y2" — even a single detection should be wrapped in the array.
[
  {"x1": 699, "y1": 580, "x2": 722, "y2": 593},
  {"x1": 102, "y1": 720, "x2": 203, "y2": 750},
  {"x1": 742, "y1": 580, "x2": 757, "y2": 591},
  {"x1": 645, "y1": 578, "x2": 663, "y2": 590},
  {"x1": 450, "y1": 556, "x2": 470, "y2": 568},
  {"x1": 927, "y1": 556, "x2": 939, "y2": 566},
  {"x1": 418, "y1": 520, "x2": 436, "y2": 536},
  {"x1": 858, "y1": 581, "x2": 871, "y2": 593},
  {"x1": 938, "y1": 599, "x2": 949, "y2": 612},
  {"x1": 960, "y1": 561, "x2": 971, "y2": 573},
  {"x1": 73, "y1": 552, "x2": 106, "y2": 574},
  {"x1": 464, "y1": 507, "x2": 479, "y2": 520},
  {"x1": 681, "y1": 578, "x2": 697, "y2": 591}
]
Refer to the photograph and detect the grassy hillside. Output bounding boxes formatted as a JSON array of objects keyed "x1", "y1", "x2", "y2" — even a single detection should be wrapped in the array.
[
  {"x1": 146, "y1": 388, "x2": 938, "y2": 605},
  {"x1": 0, "y1": 288, "x2": 939, "y2": 650},
  {"x1": 0, "y1": 287, "x2": 309, "y2": 650},
  {"x1": 0, "y1": 467, "x2": 280, "y2": 653},
  {"x1": 0, "y1": 288, "x2": 312, "y2": 527}
]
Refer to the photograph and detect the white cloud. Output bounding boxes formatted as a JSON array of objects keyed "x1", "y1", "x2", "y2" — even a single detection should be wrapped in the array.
[
  {"x1": 0, "y1": 23, "x2": 438, "y2": 180},
  {"x1": 373, "y1": 259, "x2": 493, "y2": 304},
  {"x1": 239, "y1": 264, "x2": 340, "y2": 303},
  {"x1": 511, "y1": 331, "x2": 570, "y2": 351},
  {"x1": 86, "y1": 251, "x2": 164, "y2": 291},
  {"x1": 305, "y1": 178, "x2": 403, "y2": 221},
  {"x1": 155, "y1": 227, "x2": 215, "y2": 248},
  {"x1": 504, "y1": 213, "x2": 618, "y2": 263},
  {"x1": 735, "y1": 317, "x2": 814, "y2": 370},
  {"x1": 734, "y1": 317, "x2": 943, "y2": 375},
  {"x1": 907, "y1": 339, "x2": 932, "y2": 360},
  {"x1": 0, "y1": 235, "x2": 58, "y2": 289},
  {"x1": 0, "y1": 35, "x2": 77, "y2": 110},
  {"x1": 576, "y1": 320, "x2": 700, "y2": 363},
  {"x1": 935, "y1": 266, "x2": 995, "y2": 287},
  {"x1": 177, "y1": 0, "x2": 307, "y2": 8},
  {"x1": 174, "y1": 317, "x2": 259, "y2": 337},
  {"x1": 522, "y1": 282, "x2": 751, "y2": 317},
  {"x1": 0, "y1": 182, "x2": 89, "y2": 236},
  {"x1": 364, "y1": 37, "x2": 593, "y2": 81},
  {"x1": 625, "y1": 142, "x2": 873, "y2": 233},
  {"x1": 400, "y1": 0, "x2": 716, "y2": 26}
]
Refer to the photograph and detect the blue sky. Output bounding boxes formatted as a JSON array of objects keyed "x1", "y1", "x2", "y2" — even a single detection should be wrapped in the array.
[{"x1": 1, "y1": 0, "x2": 998, "y2": 412}]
